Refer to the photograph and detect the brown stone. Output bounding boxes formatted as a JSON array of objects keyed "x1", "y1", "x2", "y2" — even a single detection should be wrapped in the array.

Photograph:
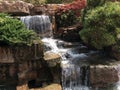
[
  {"x1": 16, "y1": 84, "x2": 28, "y2": 90},
  {"x1": 90, "y1": 65, "x2": 119, "y2": 88},
  {"x1": 0, "y1": 47, "x2": 14, "y2": 63},
  {"x1": 0, "y1": 44, "x2": 43, "y2": 63},
  {"x1": 44, "y1": 52, "x2": 60, "y2": 61},
  {"x1": 111, "y1": 45, "x2": 120, "y2": 60},
  {"x1": 0, "y1": 63, "x2": 18, "y2": 85},
  {"x1": 0, "y1": 42, "x2": 43, "y2": 85},
  {"x1": 0, "y1": 1, "x2": 33, "y2": 15},
  {"x1": 44, "y1": 52, "x2": 61, "y2": 67},
  {"x1": 31, "y1": 4, "x2": 63, "y2": 15},
  {"x1": 18, "y1": 60, "x2": 42, "y2": 84},
  {"x1": 30, "y1": 84, "x2": 62, "y2": 90}
]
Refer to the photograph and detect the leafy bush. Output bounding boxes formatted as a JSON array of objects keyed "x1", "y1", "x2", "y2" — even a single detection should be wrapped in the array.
[
  {"x1": 87, "y1": 0, "x2": 106, "y2": 9},
  {"x1": 80, "y1": 2, "x2": 120, "y2": 49},
  {"x1": 56, "y1": 10, "x2": 78, "y2": 27},
  {"x1": 0, "y1": 13, "x2": 38, "y2": 46},
  {"x1": 86, "y1": 0, "x2": 118, "y2": 9},
  {"x1": 46, "y1": 0, "x2": 62, "y2": 4},
  {"x1": 22, "y1": 0, "x2": 46, "y2": 5},
  {"x1": 55, "y1": 0, "x2": 86, "y2": 27}
]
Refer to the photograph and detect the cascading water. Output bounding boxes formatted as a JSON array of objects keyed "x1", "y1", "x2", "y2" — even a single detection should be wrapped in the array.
[
  {"x1": 20, "y1": 15, "x2": 52, "y2": 37},
  {"x1": 42, "y1": 38, "x2": 120, "y2": 90},
  {"x1": 42, "y1": 38, "x2": 90, "y2": 90},
  {"x1": 20, "y1": 15, "x2": 120, "y2": 90}
]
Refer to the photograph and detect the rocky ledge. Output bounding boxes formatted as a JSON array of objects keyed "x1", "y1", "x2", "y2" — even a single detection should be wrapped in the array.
[
  {"x1": 0, "y1": 1, "x2": 33, "y2": 15},
  {"x1": 17, "y1": 83, "x2": 62, "y2": 90},
  {"x1": 0, "y1": 42, "x2": 43, "y2": 85},
  {"x1": 79, "y1": 54, "x2": 120, "y2": 89},
  {"x1": 44, "y1": 52, "x2": 61, "y2": 67}
]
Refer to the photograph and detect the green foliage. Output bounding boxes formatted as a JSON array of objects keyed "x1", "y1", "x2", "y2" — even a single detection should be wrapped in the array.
[
  {"x1": 87, "y1": 0, "x2": 105, "y2": 9},
  {"x1": 46, "y1": 0, "x2": 62, "y2": 4},
  {"x1": 22, "y1": 0, "x2": 62, "y2": 4},
  {"x1": 80, "y1": 2, "x2": 120, "y2": 49},
  {"x1": 81, "y1": 0, "x2": 115, "y2": 22},
  {"x1": 22, "y1": 0, "x2": 46, "y2": 5},
  {"x1": 56, "y1": 10, "x2": 78, "y2": 27},
  {"x1": 0, "y1": 13, "x2": 38, "y2": 46}
]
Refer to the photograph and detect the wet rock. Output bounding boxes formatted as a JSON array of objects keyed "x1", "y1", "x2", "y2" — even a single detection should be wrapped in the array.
[
  {"x1": 44, "y1": 52, "x2": 61, "y2": 67},
  {"x1": 56, "y1": 24, "x2": 82, "y2": 42},
  {"x1": 90, "y1": 65, "x2": 119, "y2": 88},
  {"x1": 0, "y1": 1, "x2": 33, "y2": 16},
  {"x1": 16, "y1": 84, "x2": 28, "y2": 90},
  {"x1": 30, "y1": 84, "x2": 62, "y2": 90}
]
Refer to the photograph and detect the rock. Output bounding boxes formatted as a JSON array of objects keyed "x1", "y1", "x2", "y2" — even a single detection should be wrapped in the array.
[
  {"x1": 44, "y1": 52, "x2": 61, "y2": 83},
  {"x1": 0, "y1": 44, "x2": 43, "y2": 63},
  {"x1": 30, "y1": 84, "x2": 62, "y2": 90},
  {"x1": 56, "y1": 24, "x2": 82, "y2": 42},
  {"x1": 16, "y1": 84, "x2": 28, "y2": 90},
  {"x1": 0, "y1": 1, "x2": 33, "y2": 15},
  {"x1": 90, "y1": 65, "x2": 119, "y2": 88},
  {"x1": 44, "y1": 52, "x2": 61, "y2": 67},
  {"x1": 0, "y1": 43, "x2": 43, "y2": 85},
  {"x1": 31, "y1": 4, "x2": 63, "y2": 15},
  {"x1": 0, "y1": 64, "x2": 18, "y2": 85},
  {"x1": 44, "y1": 52, "x2": 60, "y2": 61}
]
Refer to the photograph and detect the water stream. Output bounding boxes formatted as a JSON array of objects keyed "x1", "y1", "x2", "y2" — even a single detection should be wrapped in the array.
[
  {"x1": 42, "y1": 37, "x2": 120, "y2": 90},
  {"x1": 42, "y1": 37, "x2": 91, "y2": 90},
  {"x1": 20, "y1": 15, "x2": 120, "y2": 90},
  {"x1": 20, "y1": 15, "x2": 52, "y2": 37}
]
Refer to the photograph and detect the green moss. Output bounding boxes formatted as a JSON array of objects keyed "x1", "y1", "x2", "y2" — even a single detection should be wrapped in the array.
[
  {"x1": 80, "y1": 2, "x2": 120, "y2": 49},
  {"x1": 0, "y1": 13, "x2": 39, "y2": 46}
]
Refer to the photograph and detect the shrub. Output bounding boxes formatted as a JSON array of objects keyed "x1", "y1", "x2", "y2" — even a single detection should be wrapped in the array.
[
  {"x1": 55, "y1": 0, "x2": 86, "y2": 27},
  {"x1": 79, "y1": 2, "x2": 120, "y2": 49},
  {"x1": 22, "y1": 0, "x2": 46, "y2": 5},
  {"x1": 46, "y1": 0, "x2": 62, "y2": 4},
  {"x1": 0, "y1": 13, "x2": 38, "y2": 46}
]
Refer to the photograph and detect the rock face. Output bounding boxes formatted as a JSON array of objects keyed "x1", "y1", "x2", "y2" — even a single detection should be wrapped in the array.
[
  {"x1": 0, "y1": 1, "x2": 62, "y2": 16},
  {"x1": 44, "y1": 52, "x2": 61, "y2": 83},
  {"x1": 0, "y1": 1, "x2": 33, "y2": 15},
  {"x1": 16, "y1": 83, "x2": 62, "y2": 90},
  {"x1": 44, "y1": 52, "x2": 61, "y2": 67},
  {"x1": 0, "y1": 43, "x2": 43, "y2": 85},
  {"x1": 0, "y1": 43, "x2": 62, "y2": 88},
  {"x1": 55, "y1": 24, "x2": 82, "y2": 41},
  {"x1": 31, "y1": 4, "x2": 63, "y2": 15},
  {"x1": 0, "y1": 44, "x2": 43, "y2": 63},
  {"x1": 90, "y1": 65, "x2": 119, "y2": 88}
]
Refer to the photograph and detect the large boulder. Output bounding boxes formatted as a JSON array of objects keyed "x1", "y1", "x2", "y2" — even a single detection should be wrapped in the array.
[
  {"x1": 90, "y1": 65, "x2": 119, "y2": 88},
  {"x1": 0, "y1": 1, "x2": 33, "y2": 15},
  {"x1": 31, "y1": 4, "x2": 63, "y2": 15}
]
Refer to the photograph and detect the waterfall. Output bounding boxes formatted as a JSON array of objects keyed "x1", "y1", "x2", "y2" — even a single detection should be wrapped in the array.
[
  {"x1": 19, "y1": 15, "x2": 120, "y2": 90},
  {"x1": 42, "y1": 38, "x2": 90, "y2": 90},
  {"x1": 20, "y1": 15, "x2": 52, "y2": 37}
]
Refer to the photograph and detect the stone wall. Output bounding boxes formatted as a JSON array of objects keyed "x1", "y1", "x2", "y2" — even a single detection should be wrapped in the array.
[{"x1": 0, "y1": 43, "x2": 44, "y2": 85}]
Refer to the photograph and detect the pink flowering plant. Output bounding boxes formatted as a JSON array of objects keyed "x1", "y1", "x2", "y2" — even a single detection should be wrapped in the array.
[{"x1": 55, "y1": 0, "x2": 86, "y2": 27}]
